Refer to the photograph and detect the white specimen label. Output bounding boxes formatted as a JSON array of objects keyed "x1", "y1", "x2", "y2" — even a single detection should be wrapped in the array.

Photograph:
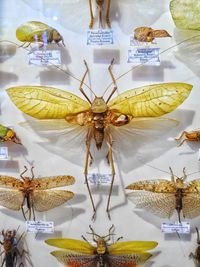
[
  {"x1": 28, "y1": 50, "x2": 61, "y2": 66},
  {"x1": 87, "y1": 29, "x2": 113, "y2": 45},
  {"x1": 128, "y1": 48, "x2": 160, "y2": 65},
  {"x1": 161, "y1": 222, "x2": 190, "y2": 234},
  {"x1": 0, "y1": 147, "x2": 8, "y2": 160},
  {"x1": 88, "y1": 173, "x2": 112, "y2": 185},
  {"x1": 26, "y1": 221, "x2": 54, "y2": 233}
]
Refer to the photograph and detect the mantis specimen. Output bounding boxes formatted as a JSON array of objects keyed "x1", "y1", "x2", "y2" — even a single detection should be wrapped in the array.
[
  {"x1": 45, "y1": 225, "x2": 158, "y2": 266},
  {"x1": 7, "y1": 59, "x2": 192, "y2": 219},
  {"x1": 0, "y1": 166, "x2": 75, "y2": 220},
  {"x1": 89, "y1": 0, "x2": 111, "y2": 28},
  {"x1": 126, "y1": 167, "x2": 200, "y2": 223}
]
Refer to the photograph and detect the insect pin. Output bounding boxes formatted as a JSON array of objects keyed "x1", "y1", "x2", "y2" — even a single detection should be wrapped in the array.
[
  {"x1": 6, "y1": 59, "x2": 192, "y2": 219},
  {"x1": 134, "y1": 27, "x2": 171, "y2": 43},
  {"x1": 45, "y1": 225, "x2": 158, "y2": 267},
  {"x1": 0, "y1": 166, "x2": 75, "y2": 220},
  {"x1": 0, "y1": 228, "x2": 25, "y2": 267},
  {"x1": 0, "y1": 124, "x2": 21, "y2": 145},
  {"x1": 16, "y1": 21, "x2": 65, "y2": 48},
  {"x1": 189, "y1": 227, "x2": 200, "y2": 267},
  {"x1": 126, "y1": 167, "x2": 200, "y2": 223},
  {"x1": 89, "y1": 0, "x2": 111, "y2": 28},
  {"x1": 175, "y1": 130, "x2": 200, "y2": 146}
]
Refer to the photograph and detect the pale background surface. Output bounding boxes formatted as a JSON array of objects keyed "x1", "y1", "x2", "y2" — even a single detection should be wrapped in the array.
[{"x1": 0, "y1": 0, "x2": 200, "y2": 266}]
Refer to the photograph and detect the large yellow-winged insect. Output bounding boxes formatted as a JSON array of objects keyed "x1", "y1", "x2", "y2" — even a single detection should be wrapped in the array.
[
  {"x1": 7, "y1": 60, "x2": 192, "y2": 218},
  {"x1": 126, "y1": 167, "x2": 200, "y2": 223},
  {"x1": 16, "y1": 21, "x2": 65, "y2": 48},
  {"x1": 45, "y1": 225, "x2": 158, "y2": 267},
  {"x1": 89, "y1": 0, "x2": 111, "y2": 28},
  {"x1": 0, "y1": 166, "x2": 75, "y2": 220}
]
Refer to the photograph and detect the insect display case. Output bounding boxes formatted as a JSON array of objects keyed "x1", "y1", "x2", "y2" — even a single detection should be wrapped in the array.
[{"x1": 1, "y1": 0, "x2": 200, "y2": 266}]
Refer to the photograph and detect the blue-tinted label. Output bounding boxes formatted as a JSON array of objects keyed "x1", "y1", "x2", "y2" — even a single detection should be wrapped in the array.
[
  {"x1": 87, "y1": 29, "x2": 113, "y2": 45},
  {"x1": 128, "y1": 48, "x2": 160, "y2": 65}
]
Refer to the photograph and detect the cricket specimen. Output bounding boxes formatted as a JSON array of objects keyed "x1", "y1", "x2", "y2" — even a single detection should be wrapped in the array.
[
  {"x1": 126, "y1": 167, "x2": 200, "y2": 223},
  {"x1": 134, "y1": 27, "x2": 171, "y2": 43},
  {"x1": 0, "y1": 166, "x2": 75, "y2": 220},
  {"x1": 45, "y1": 225, "x2": 158, "y2": 266},
  {"x1": 176, "y1": 130, "x2": 200, "y2": 146}
]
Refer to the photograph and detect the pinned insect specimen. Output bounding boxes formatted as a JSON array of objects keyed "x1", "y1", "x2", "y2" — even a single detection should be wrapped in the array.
[
  {"x1": 16, "y1": 21, "x2": 65, "y2": 48},
  {"x1": 134, "y1": 27, "x2": 171, "y2": 43},
  {"x1": 0, "y1": 124, "x2": 21, "y2": 145},
  {"x1": 189, "y1": 227, "x2": 200, "y2": 267},
  {"x1": 7, "y1": 60, "x2": 192, "y2": 219},
  {"x1": 170, "y1": 0, "x2": 200, "y2": 30},
  {"x1": 45, "y1": 225, "x2": 158, "y2": 266},
  {"x1": 175, "y1": 130, "x2": 200, "y2": 146},
  {"x1": 89, "y1": 0, "x2": 111, "y2": 28},
  {"x1": 0, "y1": 166, "x2": 75, "y2": 220},
  {"x1": 0, "y1": 229, "x2": 25, "y2": 267},
  {"x1": 126, "y1": 167, "x2": 200, "y2": 223}
]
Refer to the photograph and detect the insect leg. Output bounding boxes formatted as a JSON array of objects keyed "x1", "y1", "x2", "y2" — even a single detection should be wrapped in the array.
[
  {"x1": 105, "y1": 131, "x2": 115, "y2": 219},
  {"x1": 20, "y1": 166, "x2": 28, "y2": 179},
  {"x1": 196, "y1": 227, "x2": 200, "y2": 244},
  {"x1": 79, "y1": 61, "x2": 92, "y2": 104},
  {"x1": 106, "y1": 59, "x2": 117, "y2": 103},
  {"x1": 85, "y1": 130, "x2": 96, "y2": 219},
  {"x1": 89, "y1": 0, "x2": 94, "y2": 29},
  {"x1": 30, "y1": 166, "x2": 35, "y2": 180},
  {"x1": 182, "y1": 167, "x2": 187, "y2": 181},
  {"x1": 21, "y1": 197, "x2": 27, "y2": 221},
  {"x1": 106, "y1": 0, "x2": 111, "y2": 28},
  {"x1": 169, "y1": 167, "x2": 175, "y2": 183},
  {"x1": 177, "y1": 138, "x2": 188, "y2": 147},
  {"x1": 175, "y1": 131, "x2": 187, "y2": 141}
]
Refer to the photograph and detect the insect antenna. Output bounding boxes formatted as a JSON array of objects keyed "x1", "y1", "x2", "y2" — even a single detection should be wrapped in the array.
[
  {"x1": 30, "y1": 167, "x2": 35, "y2": 180},
  {"x1": 103, "y1": 34, "x2": 200, "y2": 93},
  {"x1": 20, "y1": 166, "x2": 28, "y2": 180}
]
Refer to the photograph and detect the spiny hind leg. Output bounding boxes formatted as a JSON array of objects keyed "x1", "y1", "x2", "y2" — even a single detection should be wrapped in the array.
[
  {"x1": 106, "y1": 0, "x2": 111, "y2": 28},
  {"x1": 89, "y1": 0, "x2": 94, "y2": 28}
]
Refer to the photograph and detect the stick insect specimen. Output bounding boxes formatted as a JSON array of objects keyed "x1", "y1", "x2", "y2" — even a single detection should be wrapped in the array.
[
  {"x1": 16, "y1": 21, "x2": 65, "y2": 48},
  {"x1": 45, "y1": 225, "x2": 158, "y2": 266},
  {"x1": 190, "y1": 227, "x2": 200, "y2": 267},
  {"x1": 134, "y1": 27, "x2": 171, "y2": 43},
  {"x1": 7, "y1": 60, "x2": 192, "y2": 219},
  {"x1": 0, "y1": 124, "x2": 21, "y2": 145},
  {"x1": 126, "y1": 167, "x2": 200, "y2": 223},
  {"x1": 175, "y1": 130, "x2": 200, "y2": 146},
  {"x1": 89, "y1": 0, "x2": 111, "y2": 28},
  {"x1": 0, "y1": 229, "x2": 25, "y2": 267},
  {"x1": 0, "y1": 166, "x2": 75, "y2": 220}
]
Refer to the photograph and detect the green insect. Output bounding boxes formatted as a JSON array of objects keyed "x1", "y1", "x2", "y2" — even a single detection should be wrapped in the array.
[
  {"x1": 0, "y1": 124, "x2": 21, "y2": 145},
  {"x1": 16, "y1": 21, "x2": 65, "y2": 48}
]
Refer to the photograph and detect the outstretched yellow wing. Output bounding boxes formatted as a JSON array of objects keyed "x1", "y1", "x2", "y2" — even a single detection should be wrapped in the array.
[
  {"x1": 108, "y1": 241, "x2": 158, "y2": 255},
  {"x1": 7, "y1": 86, "x2": 90, "y2": 119},
  {"x1": 108, "y1": 83, "x2": 192, "y2": 117},
  {"x1": 45, "y1": 238, "x2": 94, "y2": 254}
]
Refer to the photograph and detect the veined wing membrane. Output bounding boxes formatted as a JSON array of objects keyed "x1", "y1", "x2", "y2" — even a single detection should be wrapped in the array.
[
  {"x1": 45, "y1": 238, "x2": 94, "y2": 254},
  {"x1": 0, "y1": 190, "x2": 24, "y2": 210},
  {"x1": 7, "y1": 86, "x2": 90, "y2": 119},
  {"x1": 108, "y1": 83, "x2": 192, "y2": 117},
  {"x1": 109, "y1": 241, "x2": 158, "y2": 254},
  {"x1": 109, "y1": 253, "x2": 152, "y2": 267},
  {"x1": 32, "y1": 176, "x2": 75, "y2": 189},
  {"x1": 0, "y1": 176, "x2": 23, "y2": 188}
]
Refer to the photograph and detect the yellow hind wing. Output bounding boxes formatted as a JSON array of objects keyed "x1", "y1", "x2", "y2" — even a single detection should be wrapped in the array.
[
  {"x1": 7, "y1": 86, "x2": 90, "y2": 119},
  {"x1": 45, "y1": 238, "x2": 94, "y2": 254},
  {"x1": 108, "y1": 83, "x2": 192, "y2": 117}
]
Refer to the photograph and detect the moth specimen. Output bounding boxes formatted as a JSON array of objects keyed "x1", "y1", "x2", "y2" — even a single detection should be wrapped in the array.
[
  {"x1": 16, "y1": 21, "x2": 65, "y2": 48},
  {"x1": 190, "y1": 227, "x2": 200, "y2": 267},
  {"x1": 7, "y1": 60, "x2": 192, "y2": 218},
  {"x1": 45, "y1": 225, "x2": 158, "y2": 267},
  {"x1": 89, "y1": 0, "x2": 111, "y2": 28},
  {"x1": 176, "y1": 130, "x2": 200, "y2": 146},
  {"x1": 0, "y1": 229, "x2": 25, "y2": 267},
  {"x1": 0, "y1": 124, "x2": 21, "y2": 145},
  {"x1": 134, "y1": 27, "x2": 171, "y2": 43},
  {"x1": 126, "y1": 167, "x2": 200, "y2": 223},
  {"x1": 0, "y1": 166, "x2": 75, "y2": 220}
]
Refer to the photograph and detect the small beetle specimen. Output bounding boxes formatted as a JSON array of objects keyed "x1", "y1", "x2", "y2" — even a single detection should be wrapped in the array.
[
  {"x1": 89, "y1": 0, "x2": 111, "y2": 28},
  {"x1": 45, "y1": 225, "x2": 158, "y2": 267},
  {"x1": 134, "y1": 27, "x2": 171, "y2": 43},
  {"x1": 175, "y1": 130, "x2": 200, "y2": 146},
  {"x1": 0, "y1": 166, "x2": 75, "y2": 220},
  {"x1": 0, "y1": 229, "x2": 25, "y2": 267},
  {"x1": 0, "y1": 124, "x2": 21, "y2": 145},
  {"x1": 190, "y1": 227, "x2": 200, "y2": 267},
  {"x1": 7, "y1": 60, "x2": 192, "y2": 219},
  {"x1": 16, "y1": 21, "x2": 65, "y2": 48},
  {"x1": 126, "y1": 167, "x2": 200, "y2": 223}
]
